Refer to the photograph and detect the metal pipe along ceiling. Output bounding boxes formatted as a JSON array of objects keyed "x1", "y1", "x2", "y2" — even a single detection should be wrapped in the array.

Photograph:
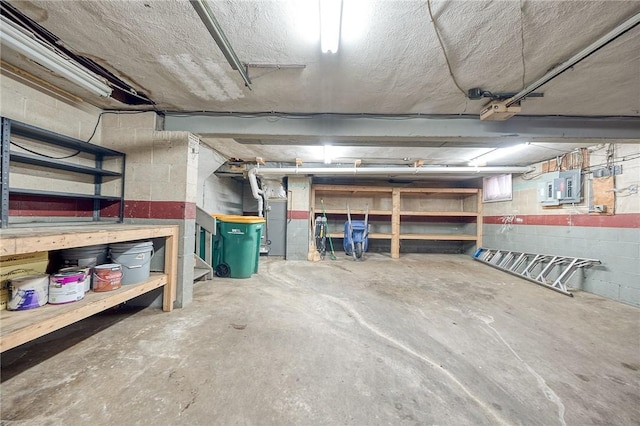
[
  {"x1": 251, "y1": 166, "x2": 532, "y2": 176},
  {"x1": 246, "y1": 166, "x2": 532, "y2": 217}
]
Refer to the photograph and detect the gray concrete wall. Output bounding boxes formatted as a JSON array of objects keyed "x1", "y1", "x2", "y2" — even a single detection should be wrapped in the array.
[
  {"x1": 120, "y1": 217, "x2": 195, "y2": 309},
  {"x1": 286, "y1": 177, "x2": 311, "y2": 260},
  {"x1": 101, "y1": 113, "x2": 198, "y2": 308},
  {"x1": 483, "y1": 224, "x2": 639, "y2": 306},
  {"x1": 1, "y1": 75, "x2": 104, "y2": 220},
  {"x1": 198, "y1": 145, "x2": 243, "y2": 215},
  {"x1": 286, "y1": 218, "x2": 310, "y2": 260},
  {"x1": 0, "y1": 75, "x2": 102, "y2": 140},
  {"x1": 482, "y1": 143, "x2": 640, "y2": 307}
]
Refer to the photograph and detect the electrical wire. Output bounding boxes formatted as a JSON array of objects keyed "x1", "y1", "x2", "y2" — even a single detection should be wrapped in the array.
[
  {"x1": 426, "y1": 0, "x2": 467, "y2": 97},
  {"x1": 583, "y1": 153, "x2": 640, "y2": 172},
  {"x1": 10, "y1": 140, "x2": 81, "y2": 159},
  {"x1": 159, "y1": 109, "x2": 639, "y2": 121},
  {"x1": 528, "y1": 143, "x2": 578, "y2": 153},
  {"x1": 163, "y1": 111, "x2": 470, "y2": 120},
  {"x1": 86, "y1": 110, "x2": 151, "y2": 143},
  {"x1": 7, "y1": 110, "x2": 149, "y2": 158}
]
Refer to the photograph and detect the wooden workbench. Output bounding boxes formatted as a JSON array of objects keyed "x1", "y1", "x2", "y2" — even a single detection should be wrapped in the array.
[{"x1": 0, "y1": 224, "x2": 179, "y2": 352}]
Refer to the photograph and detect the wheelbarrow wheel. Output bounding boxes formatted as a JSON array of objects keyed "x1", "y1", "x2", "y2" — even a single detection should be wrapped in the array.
[{"x1": 355, "y1": 242, "x2": 363, "y2": 260}]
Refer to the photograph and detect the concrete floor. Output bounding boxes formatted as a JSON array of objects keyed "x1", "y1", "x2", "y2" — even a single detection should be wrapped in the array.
[{"x1": 1, "y1": 254, "x2": 639, "y2": 425}]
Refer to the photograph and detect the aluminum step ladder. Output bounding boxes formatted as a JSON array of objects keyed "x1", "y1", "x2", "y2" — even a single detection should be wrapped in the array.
[{"x1": 473, "y1": 248, "x2": 601, "y2": 297}]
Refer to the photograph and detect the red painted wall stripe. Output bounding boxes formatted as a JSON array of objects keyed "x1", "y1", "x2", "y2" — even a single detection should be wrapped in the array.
[
  {"x1": 10, "y1": 197, "x2": 93, "y2": 217},
  {"x1": 288, "y1": 210, "x2": 309, "y2": 220},
  {"x1": 9, "y1": 196, "x2": 196, "y2": 220},
  {"x1": 125, "y1": 201, "x2": 196, "y2": 220},
  {"x1": 484, "y1": 213, "x2": 640, "y2": 228}
]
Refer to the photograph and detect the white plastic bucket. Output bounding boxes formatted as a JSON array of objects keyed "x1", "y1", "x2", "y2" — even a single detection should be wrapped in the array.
[
  {"x1": 49, "y1": 270, "x2": 86, "y2": 304},
  {"x1": 109, "y1": 241, "x2": 154, "y2": 285},
  {"x1": 7, "y1": 274, "x2": 49, "y2": 311}
]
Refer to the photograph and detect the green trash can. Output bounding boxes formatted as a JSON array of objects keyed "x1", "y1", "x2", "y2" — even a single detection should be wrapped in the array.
[{"x1": 217, "y1": 216, "x2": 265, "y2": 278}]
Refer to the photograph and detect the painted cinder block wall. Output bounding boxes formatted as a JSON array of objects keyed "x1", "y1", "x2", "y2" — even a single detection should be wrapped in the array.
[
  {"x1": 1, "y1": 76, "x2": 112, "y2": 224},
  {"x1": 0, "y1": 76, "x2": 102, "y2": 141},
  {"x1": 197, "y1": 145, "x2": 243, "y2": 215},
  {"x1": 100, "y1": 112, "x2": 198, "y2": 308},
  {"x1": 1, "y1": 76, "x2": 198, "y2": 308},
  {"x1": 483, "y1": 144, "x2": 640, "y2": 306},
  {"x1": 286, "y1": 177, "x2": 312, "y2": 260}
]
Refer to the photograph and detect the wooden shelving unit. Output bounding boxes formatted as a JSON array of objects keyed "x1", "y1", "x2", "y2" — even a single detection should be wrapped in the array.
[
  {"x1": 0, "y1": 224, "x2": 179, "y2": 352},
  {"x1": 312, "y1": 185, "x2": 395, "y2": 242},
  {"x1": 311, "y1": 185, "x2": 482, "y2": 259}
]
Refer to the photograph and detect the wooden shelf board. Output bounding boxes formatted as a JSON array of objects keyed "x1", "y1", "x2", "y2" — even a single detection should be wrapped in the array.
[
  {"x1": 399, "y1": 234, "x2": 478, "y2": 241},
  {"x1": 398, "y1": 188, "x2": 479, "y2": 194},
  {"x1": 1, "y1": 224, "x2": 178, "y2": 256},
  {"x1": 328, "y1": 232, "x2": 393, "y2": 239},
  {"x1": 0, "y1": 273, "x2": 167, "y2": 352},
  {"x1": 314, "y1": 185, "x2": 394, "y2": 193},
  {"x1": 322, "y1": 209, "x2": 392, "y2": 216},
  {"x1": 400, "y1": 211, "x2": 478, "y2": 217}
]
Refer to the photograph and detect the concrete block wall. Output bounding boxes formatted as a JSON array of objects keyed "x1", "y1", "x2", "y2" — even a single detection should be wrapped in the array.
[
  {"x1": 198, "y1": 145, "x2": 243, "y2": 214},
  {"x1": 1, "y1": 75, "x2": 106, "y2": 213},
  {"x1": 483, "y1": 143, "x2": 640, "y2": 306},
  {"x1": 286, "y1": 177, "x2": 311, "y2": 260},
  {"x1": 0, "y1": 75, "x2": 102, "y2": 140},
  {"x1": 0, "y1": 77, "x2": 199, "y2": 307},
  {"x1": 101, "y1": 113, "x2": 199, "y2": 308}
]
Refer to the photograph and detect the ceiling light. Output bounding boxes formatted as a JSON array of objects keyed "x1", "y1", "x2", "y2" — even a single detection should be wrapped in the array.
[
  {"x1": 468, "y1": 143, "x2": 529, "y2": 167},
  {"x1": 324, "y1": 144, "x2": 333, "y2": 164},
  {"x1": 320, "y1": 0, "x2": 342, "y2": 53},
  {"x1": 0, "y1": 16, "x2": 112, "y2": 98}
]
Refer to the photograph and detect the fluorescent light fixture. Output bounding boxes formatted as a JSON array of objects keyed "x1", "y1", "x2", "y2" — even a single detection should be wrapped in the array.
[
  {"x1": 0, "y1": 16, "x2": 112, "y2": 98},
  {"x1": 468, "y1": 143, "x2": 529, "y2": 167},
  {"x1": 324, "y1": 145, "x2": 333, "y2": 164},
  {"x1": 320, "y1": 0, "x2": 342, "y2": 53}
]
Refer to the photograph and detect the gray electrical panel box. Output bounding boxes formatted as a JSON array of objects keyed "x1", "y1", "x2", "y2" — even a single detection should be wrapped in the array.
[{"x1": 537, "y1": 170, "x2": 582, "y2": 206}]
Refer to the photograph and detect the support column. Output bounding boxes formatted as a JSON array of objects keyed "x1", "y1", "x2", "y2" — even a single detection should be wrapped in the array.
[
  {"x1": 391, "y1": 188, "x2": 400, "y2": 259},
  {"x1": 286, "y1": 177, "x2": 311, "y2": 260},
  {"x1": 101, "y1": 112, "x2": 197, "y2": 308}
]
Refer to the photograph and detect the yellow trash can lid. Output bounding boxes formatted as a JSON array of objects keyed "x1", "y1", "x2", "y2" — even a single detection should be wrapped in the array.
[
  {"x1": 213, "y1": 213, "x2": 265, "y2": 224},
  {"x1": 224, "y1": 216, "x2": 265, "y2": 224}
]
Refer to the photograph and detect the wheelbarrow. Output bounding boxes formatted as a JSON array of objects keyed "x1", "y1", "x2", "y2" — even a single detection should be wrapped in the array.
[{"x1": 343, "y1": 204, "x2": 369, "y2": 261}]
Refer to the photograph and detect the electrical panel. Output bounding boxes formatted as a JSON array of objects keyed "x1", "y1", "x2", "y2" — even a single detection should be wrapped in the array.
[{"x1": 537, "y1": 170, "x2": 582, "y2": 206}]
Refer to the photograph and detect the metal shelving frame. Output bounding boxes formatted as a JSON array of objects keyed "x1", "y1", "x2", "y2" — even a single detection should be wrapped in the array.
[{"x1": 0, "y1": 117, "x2": 126, "y2": 228}]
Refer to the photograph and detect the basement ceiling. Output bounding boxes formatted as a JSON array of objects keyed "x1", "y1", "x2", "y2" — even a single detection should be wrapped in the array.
[{"x1": 2, "y1": 0, "x2": 639, "y2": 171}]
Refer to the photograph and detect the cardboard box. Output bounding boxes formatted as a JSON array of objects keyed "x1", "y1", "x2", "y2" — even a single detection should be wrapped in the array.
[{"x1": 0, "y1": 252, "x2": 49, "y2": 310}]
